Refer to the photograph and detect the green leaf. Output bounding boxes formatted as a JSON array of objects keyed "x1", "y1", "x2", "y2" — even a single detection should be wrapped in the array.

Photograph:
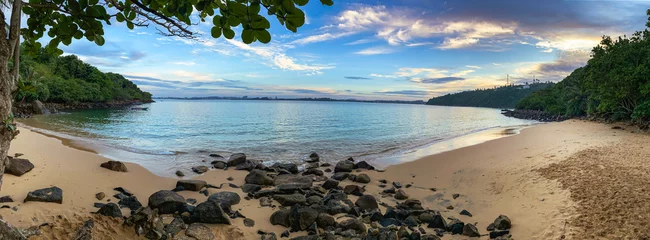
[
  {"x1": 228, "y1": 17, "x2": 241, "y2": 27},
  {"x1": 73, "y1": 31, "x2": 84, "y2": 39},
  {"x1": 94, "y1": 35, "x2": 105, "y2": 46},
  {"x1": 320, "y1": 0, "x2": 333, "y2": 6},
  {"x1": 251, "y1": 18, "x2": 270, "y2": 29},
  {"x1": 211, "y1": 26, "x2": 222, "y2": 38},
  {"x1": 116, "y1": 13, "x2": 125, "y2": 22},
  {"x1": 249, "y1": 3, "x2": 261, "y2": 14},
  {"x1": 254, "y1": 29, "x2": 271, "y2": 43},
  {"x1": 293, "y1": 0, "x2": 308, "y2": 6},
  {"x1": 223, "y1": 28, "x2": 235, "y2": 39},
  {"x1": 213, "y1": 15, "x2": 222, "y2": 26},
  {"x1": 89, "y1": 0, "x2": 99, "y2": 5},
  {"x1": 241, "y1": 29, "x2": 254, "y2": 44},
  {"x1": 127, "y1": 21, "x2": 134, "y2": 29}
]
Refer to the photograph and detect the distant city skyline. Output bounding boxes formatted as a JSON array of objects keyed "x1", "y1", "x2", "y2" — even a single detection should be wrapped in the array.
[{"x1": 56, "y1": 0, "x2": 650, "y2": 100}]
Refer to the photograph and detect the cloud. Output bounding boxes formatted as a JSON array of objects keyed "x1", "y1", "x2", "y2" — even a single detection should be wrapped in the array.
[
  {"x1": 226, "y1": 39, "x2": 334, "y2": 75},
  {"x1": 417, "y1": 77, "x2": 465, "y2": 84},
  {"x1": 466, "y1": 65, "x2": 481, "y2": 69},
  {"x1": 291, "y1": 32, "x2": 354, "y2": 45},
  {"x1": 354, "y1": 46, "x2": 396, "y2": 55},
  {"x1": 370, "y1": 73, "x2": 398, "y2": 78},
  {"x1": 439, "y1": 37, "x2": 479, "y2": 49},
  {"x1": 516, "y1": 50, "x2": 590, "y2": 81},
  {"x1": 345, "y1": 38, "x2": 376, "y2": 45},
  {"x1": 375, "y1": 90, "x2": 430, "y2": 96},
  {"x1": 170, "y1": 61, "x2": 197, "y2": 66},
  {"x1": 345, "y1": 76, "x2": 372, "y2": 80}
]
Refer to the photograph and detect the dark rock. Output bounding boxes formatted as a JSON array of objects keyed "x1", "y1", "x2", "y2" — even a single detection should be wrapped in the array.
[
  {"x1": 24, "y1": 186, "x2": 63, "y2": 204},
  {"x1": 462, "y1": 223, "x2": 480, "y2": 237},
  {"x1": 306, "y1": 152, "x2": 320, "y2": 162},
  {"x1": 429, "y1": 188, "x2": 437, "y2": 192},
  {"x1": 73, "y1": 219, "x2": 94, "y2": 240},
  {"x1": 383, "y1": 188, "x2": 396, "y2": 194},
  {"x1": 355, "y1": 195, "x2": 378, "y2": 211},
  {"x1": 487, "y1": 223, "x2": 495, "y2": 231},
  {"x1": 245, "y1": 169, "x2": 274, "y2": 186},
  {"x1": 460, "y1": 209, "x2": 472, "y2": 217},
  {"x1": 260, "y1": 197, "x2": 273, "y2": 207},
  {"x1": 392, "y1": 182, "x2": 402, "y2": 189},
  {"x1": 199, "y1": 189, "x2": 209, "y2": 196},
  {"x1": 395, "y1": 189, "x2": 409, "y2": 200},
  {"x1": 118, "y1": 196, "x2": 142, "y2": 211},
  {"x1": 405, "y1": 184, "x2": 412, "y2": 188},
  {"x1": 334, "y1": 161, "x2": 354, "y2": 173},
  {"x1": 281, "y1": 230, "x2": 290, "y2": 238},
  {"x1": 113, "y1": 192, "x2": 129, "y2": 200},
  {"x1": 175, "y1": 170, "x2": 185, "y2": 177},
  {"x1": 448, "y1": 217, "x2": 464, "y2": 234},
  {"x1": 347, "y1": 174, "x2": 357, "y2": 182},
  {"x1": 209, "y1": 153, "x2": 223, "y2": 158},
  {"x1": 253, "y1": 189, "x2": 279, "y2": 198},
  {"x1": 228, "y1": 183, "x2": 240, "y2": 188},
  {"x1": 242, "y1": 184, "x2": 261, "y2": 193},
  {"x1": 99, "y1": 161, "x2": 127, "y2": 172},
  {"x1": 274, "y1": 194, "x2": 307, "y2": 206},
  {"x1": 379, "y1": 179, "x2": 388, "y2": 184},
  {"x1": 148, "y1": 190, "x2": 185, "y2": 214},
  {"x1": 316, "y1": 213, "x2": 336, "y2": 229},
  {"x1": 227, "y1": 153, "x2": 247, "y2": 167},
  {"x1": 235, "y1": 160, "x2": 256, "y2": 171},
  {"x1": 0, "y1": 195, "x2": 13, "y2": 203},
  {"x1": 426, "y1": 212, "x2": 448, "y2": 230},
  {"x1": 274, "y1": 174, "x2": 313, "y2": 191},
  {"x1": 446, "y1": 205, "x2": 454, "y2": 210},
  {"x1": 321, "y1": 179, "x2": 339, "y2": 190},
  {"x1": 339, "y1": 218, "x2": 366, "y2": 234},
  {"x1": 191, "y1": 166, "x2": 209, "y2": 174},
  {"x1": 191, "y1": 201, "x2": 231, "y2": 224},
  {"x1": 207, "y1": 192, "x2": 241, "y2": 210},
  {"x1": 397, "y1": 226, "x2": 410, "y2": 239},
  {"x1": 343, "y1": 185, "x2": 365, "y2": 196},
  {"x1": 243, "y1": 218, "x2": 255, "y2": 227},
  {"x1": 321, "y1": 162, "x2": 331, "y2": 167},
  {"x1": 93, "y1": 202, "x2": 105, "y2": 208},
  {"x1": 331, "y1": 172, "x2": 350, "y2": 181},
  {"x1": 185, "y1": 223, "x2": 215, "y2": 240},
  {"x1": 164, "y1": 216, "x2": 186, "y2": 236},
  {"x1": 421, "y1": 234, "x2": 441, "y2": 240},
  {"x1": 306, "y1": 195, "x2": 323, "y2": 205},
  {"x1": 213, "y1": 161, "x2": 227, "y2": 169},
  {"x1": 272, "y1": 163, "x2": 299, "y2": 174},
  {"x1": 186, "y1": 198, "x2": 198, "y2": 205},
  {"x1": 270, "y1": 208, "x2": 291, "y2": 227},
  {"x1": 324, "y1": 168, "x2": 332, "y2": 173},
  {"x1": 97, "y1": 203, "x2": 122, "y2": 218},
  {"x1": 490, "y1": 230, "x2": 510, "y2": 238},
  {"x1": 303, "y1": 168, "x2": 324, "y2": 176},
  {"x1": 493, "y1": 215, "x2": 512, "y2": 230},
  {"x1": 355, "y1": 174, "x2": 371, "y2": 184},
  {"x1": 324, "y1": 200, "x2": 352, "y2": 215},
  {"x1": 5, "y1": 157, "x2": 34, "y2": 176},
  {"x1": 176, "y1": 180, "x2": 207, "y2": 191},
  {"x1": 307, "y1": 222, "x2": 319, "y2": 235},
  {"x1": 452, "y1": 194, "x2": 460, "y2": 199},
  {"x1": 353, "y1": 161, "x2": 375, "y2": 170},
  {"x1": 289, "y1": 205, "x2": 319, "y2": 231},
  {"x1": 226, "y1": 176, "x2": 234, "y2": 181},
  {"x1": 304, "y1": 162, "x2": 319, "y2": 169},
  {"x1": 403, "y1": 215, "x2": 419, "y2": 227}
]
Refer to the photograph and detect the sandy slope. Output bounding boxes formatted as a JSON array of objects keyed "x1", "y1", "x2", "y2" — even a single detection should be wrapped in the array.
[{"x1": 0, "y1": 120, "x2": 639, "y2": 239}]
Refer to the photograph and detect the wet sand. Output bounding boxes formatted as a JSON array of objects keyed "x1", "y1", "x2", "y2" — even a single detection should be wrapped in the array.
[{"x1": 0, "y1": 120, "x2": 641, "y2": 239}]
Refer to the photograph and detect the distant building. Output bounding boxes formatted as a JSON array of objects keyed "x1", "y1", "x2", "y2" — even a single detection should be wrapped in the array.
[{"x1": 522, "y1": 85, "x2": 530, "y2": 89}]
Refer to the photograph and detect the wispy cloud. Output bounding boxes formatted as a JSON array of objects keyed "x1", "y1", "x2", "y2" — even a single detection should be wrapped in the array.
[
  {"x1": 345, "y1": 76, "x2": 372, "y2": 80},
  {"x1": 354, "y1": 46, "x2": 396, "y2": 55}
]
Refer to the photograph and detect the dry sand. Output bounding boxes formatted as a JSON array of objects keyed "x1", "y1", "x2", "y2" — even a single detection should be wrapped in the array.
[{"x1": 0, "y1": 119, "x2": 642, "y2": 239}]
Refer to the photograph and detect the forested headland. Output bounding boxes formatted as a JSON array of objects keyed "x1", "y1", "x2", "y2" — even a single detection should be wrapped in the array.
[{"x1": 426, "y1": 82, "x2": 554, "y2": 108}]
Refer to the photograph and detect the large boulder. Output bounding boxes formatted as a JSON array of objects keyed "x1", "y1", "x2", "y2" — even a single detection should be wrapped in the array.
[
  {"x1": 353, "y1": 161, "x2": 375, "y2": 170},
  {"x1": 331, "y1": 172, "x2": 350, "y2": 181},
  {"x1": 191, "y1": 166, "x2": 209, "y2": 174},
  {"x1": 207, "y1": 192, "x2": 241, "y2": 211},
  {"x1": 289, "y1": 205, "x2": 318, "y2": 231},
  {"x1": 270, "y1": 208, "x2": 291, "y2": 227},
  {"x1": 176, "y1": 180, "x2": 207, "y2": 191},
  {"x1": 321, "y1": 179, "x2": 339, "y2": 190},
  {"x1": 191, "y1": 201, "x2": 231, "y2": 224},
  {"x1": 227, "y1": 153, "x2": 247, "y2": 167},
  {"x1": 273, "y1": 194, "x2": 307, "y2": 206},
  {"x1": 97, "y1": 203, "x2": 122, "y2": 218},
  {"x1": 24, "y1": 186, "x2": 63, "y2": 204},
  {"x1": 463, "y1": 223, "x2": 480, "y2": 237},
  {"x1": 148, "y1": 190, "x2": 185, "y2": 214},
  {"x1": 355, "y1": 195, "x2": 378, "y2": 211},
  {"x1": 355, "y1": 174, "x2": 371, "y2": 184},
  {"x1": 185, "y1": 223, "x2": 215, "y2": 240},
  {"x1": 334, "y1": 161, "x2": 354, "y2": 173},
  {"x1": 493, "y1": 215, "x2": 512, "y2": 230},
  {"x1": 100, "y1": 161, "x2": 128, "y2": 172},
  {"x1": 4, "y1": 157, "x2": 34, "y2": 176},
  {"x1": 244, "y1": 169, "x2": 274, "y2": 186},
  {"x1": 274, "y1": 174, "x2": 313, "y2": 191},
  {"x1": 272, "y1": 163, "x2": 299, "y2": 174},
  {"x1": 339, "y1": 218, "x2": 366, "y2": 234},
  {"x1": 316, "y1": 213, "x2": 336, "y2": 229},
  {"x1": 0, "y1": 219, "x2": 26, "y2": 240},
  {"x1": 118, "y1": 196, "x2": 142, "y2": 211}
]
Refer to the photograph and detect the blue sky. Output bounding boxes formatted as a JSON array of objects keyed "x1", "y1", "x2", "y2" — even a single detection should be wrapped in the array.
[{"x1": 59, "y1": 0, "x2": 650, "y2": 100}]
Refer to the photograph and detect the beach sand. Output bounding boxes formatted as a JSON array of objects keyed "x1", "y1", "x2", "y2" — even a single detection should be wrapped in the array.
[{"x1": 0, "y1": 119, "x2": 642, "y2": 239}]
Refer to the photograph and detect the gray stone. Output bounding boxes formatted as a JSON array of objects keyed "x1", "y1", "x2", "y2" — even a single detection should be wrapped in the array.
[
  {"x1": 334, "y1": 161, "x2": 354, "y2": 173},
  {"x1": 100, "y1": 161, "x2": 127, "y2": 172},
  {"x1": 176, "y1": 180, "x2": 207, "y2": 191},
  {"x1": 5, "y1": 157, "x2": 34, "y2": 176},
  {"x1": 316, "y1": 213, "x2": 336, "y2": 229},
  {"x1": 191, "y1": 166, "x2": 209, "y2": 174},
  {"x1": 270, "y1": 208, "x2": 291, "y2": 227},
  {"x1": 175, "y1": 170, "x2": 185, "y2": 177},
  {"x1": 164, "y1": 216, "x2": 186, "y2": 236},
  {"x1": 273, "y1": 194, "x2": 307, "y2": 206},
  {"x1": 118, "y1": 196, "x2": 142, "y2": 211},
  {"x1": 395, "y1": 189, "x2": 409, "y2": 200},
  {"x1": 185, "y1": 223, "x2": 215, "y2": 240},
  {"x1": 331, "y1": 172, "x2": 350, "y2": 181},
  {"x1": 355, "y1": 195, "x2": 378, "y2": 211},
  {"x1": 493, "y1": 215, "x2": 512, "y2": 230},
  {"x1": 24, "y1": 186, "x2": 63, "y2": 204},
  {"x1": 289, "y1": 205, "x2": 319, "y2": 231},
  {"x1": 339, "y1": 218, "x2": 366, "y2": 234},
  {"x1": 243, "y1": 218, "x2": 255, "y2": 227},
  {"x1": 463, "y1": 223, "x2": 480, "y2": 237},
  {"x1": 355, "y1": 174, "x2": 371, "y2": 184},
  {"x1": 241, "y1": 183, "x2": 261, "y2": 193},
  {"x1": 97, "y1": 203, "x2": 122, "y2": 218},
  {"x1": 274, "y1": 174, "x2": 313, "y2": 191},
  {"x1": 207, "y1": 192, "x2": 241, "y2": 210},
  {"x1": 321, "y1": 179, "x2": 339, "y2": 190},
  {"x1": 0, "y1": 219, "x2": 26, "y2": 240},
  {"x1": 244, "y1": 169, "x2": 274, "y2": 186},
  {"x1": 227, "y1": 153, "x2": 247, "y2": 167},
  {"x1": 148, "y1": 190, "x2": 185, "y2": 214},
  {"x1": 73, "y1": 219, "x2": 93, "y2": 240},
  {"x1": 191, "y1": 201, "x2": 231, "y2": 224}
]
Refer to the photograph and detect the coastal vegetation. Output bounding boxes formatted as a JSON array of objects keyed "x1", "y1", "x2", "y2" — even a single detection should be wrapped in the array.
[
  {"x1": 516, "y1": 11, "x2": 650, "y2": 124},
  {"x1": 14, "y1": 47, "x2": 152, "y2": 104},
  {"x1": 426, "y1": 82, "x2": 554, "y2": 108}
]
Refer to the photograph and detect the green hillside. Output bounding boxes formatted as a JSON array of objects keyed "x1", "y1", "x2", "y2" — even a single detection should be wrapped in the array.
[{"x1": 426, "y1": 82, "x2": 554, "y2": 108}]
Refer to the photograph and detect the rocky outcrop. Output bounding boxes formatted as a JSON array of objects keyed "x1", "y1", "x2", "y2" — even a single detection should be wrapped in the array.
[
  {"x1": 176, "y1": 180, "x2": 207, "y2": 191},
  {"x1": 4, "y1": 157, "x2": 34, "y2": 177},
  {"x1": 501, "y1": 109, "x2": 569, "y2": 122},
  {"x1": 24, "y1": 186, "x2": 63, "y2": 204},
  {"x1": 147, "y1": 190, "x2": 185, "y2": 214}
]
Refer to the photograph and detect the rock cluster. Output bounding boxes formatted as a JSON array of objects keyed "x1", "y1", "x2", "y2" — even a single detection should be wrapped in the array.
[{"x1": 501, "y1": 109, "x2": 568, "y2": 122}]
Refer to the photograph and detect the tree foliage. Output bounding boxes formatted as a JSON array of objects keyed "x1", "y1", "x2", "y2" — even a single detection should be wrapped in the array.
[
  {"x1": 426, "y1": 83, "x2": 554, "y2": 109},
  {"x1": 15, "y1": 45, "x2": 152, "y2": 103},
  {"x1": 517, "y1": 11, "x2": 650, "y2": 123}
]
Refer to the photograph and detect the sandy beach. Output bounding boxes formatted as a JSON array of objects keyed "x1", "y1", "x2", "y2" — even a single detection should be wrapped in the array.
[{"x1": 0, "y1": 119, "x2": 644, "y2": 239}]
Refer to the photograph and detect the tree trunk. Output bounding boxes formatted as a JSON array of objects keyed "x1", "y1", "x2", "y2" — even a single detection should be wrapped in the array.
[{"x1": 0, "y1": 46, "x2": 13, "y2": 191}]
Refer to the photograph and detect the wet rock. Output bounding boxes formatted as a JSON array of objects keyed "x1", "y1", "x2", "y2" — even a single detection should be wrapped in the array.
[
  {"x1": 213, "y1": 161, "x2": 227, "y2": 169},
  {"x1": 395, "y1": 189, "x2": 409, "y2": 200},
  {"x1": 383, "y1": 188, "x2": 396, "y2": 194},
  {"x1": 118, "y1": 196, "x2": 142, "y2": 211},
  {"x1": 186, "y1": 198, "x2": 197, "y2": 205},
  {"x1": 272, "y1": 163, "x2": 299, "y2": 174},
  {"x1": 334, "y1": 161, "x2": 354, "y2": 173},
  {"x1": 307, "y1": 195, "x2": 323, "y2": 205},
  {"x1": 235, "y1": 160, "x2": 256, "y2": 171},
  {"x1": 306, "y1": 152, "x2": 320, "y2": 162},
  {"x1": 392, "y1": 182, "x2": 402, "y2": 189},
  {"x1": 0, "y1": 196, "x2": 13, "y2": 203},
  {"x1": 207, "y1": 192, "x2": 241, "y2": 210},
  {"x1": 343, "y1": 185, "x2": 365, "y2": 196},
  {"x1": 452, "y1": 194, "x2": 460, "y2": 199},
  {"x1": 97, "y1": 203, "x2": 122, "y2": 218},
  {"x1": 487, "y1": 223, "x2": 495, "y2": 231},
  {"x1": 281, "y1": 230, "x2": 290, "y2": 238},
  {"x1": 462, "y1": 223, "x2": 480, "y2": 237},
  {"x1": 99, "y1": 161, "x2": 127, "y2": 172},
  {"x1": 274, "y1": 174, "x2": 313, "y2": 191},
  {"x1": 355, "y1": 174, "x2": 371, "y2": 184},
  {"x1": 113, "y1": 187, "x2": 133, "y2": 196},
  {"x1": 460, "y1": 209, "x2": 473, "y2": 217},
  {"x1": 242, "y1": 184, "x2": 261, "y2": 193},
  {"x1": 176, "y1": 180, "x2": 207, "y2": 191},
  {"x1": 270, "y1": 208, "x2": 291, "y2": 227},
  {"x1": 191, "y1": 201, "x2": 231, "y2": 224},
  {"x1": 245, "y1": 169, "x2": 274, "y2": 186},
  {"x1": 148, "y1": 190, "x2": 185, "y2": 214},
  {"x1": 289, "y1": 205, "x2": 319, "y2": 231},
  {"x1": 273, "y1": 194, "x2": 307, "y2": 206},
  {"x1": 321, "y1": 179, "x2": 339, "y2": 190},
  {"x1": 427, "y1": 212, "x2": 448, "y2": 230},
  {"x1": 191, "y1": 166, "x2": 209, "y2": 174},
  {"x1": 355, "y1": 195, "x2": 378, "y2": 211},
  {"x1": 5, "y1": 157, "x2": 34, "y2": 176},
  {"x1": 24, "y1": 186, "x2": 63, "y2": 204},
  {"x1": 185, "y1": 223, "x2": 215, "y2": 240},
  {"x1": 493, "y1": 215, "x2": 512, "y2": 230},
  {"x1": 339, "y1": 218, "x2": 366, "y2": 234},
  {"x1": 448, "y1": 217, "x2": 464, "y2": 234},
  {"x1": 353, "y1": 161, "x2": 375, "y2": 170},
  {"x1": 303, "y1": 168, "x2": 324, "y2": 176},
  {"x1": 93, "y1": 202, "x2": 105, "y2": 208},
  {"x1": 175, "y1": 170, "x2": 185, "y2": 177},
  {"x1": 164, "y1": 216, "x2": 186, "y2": 236},
  {"x1": 227, "y1": 153, "x2": 247, "y2": 167},
  {"x1": 73, "y1": 219, "x2": 94, "y2": 240},
  {"x1": 331, "y1": 172, "x2": 350, "y2": 181},
  {"x1": 324, "y1": 168, "x2": 332, "y2": 173},
  {"x1": 243, "y1": 218, "x2": 255, "y2": 227}
]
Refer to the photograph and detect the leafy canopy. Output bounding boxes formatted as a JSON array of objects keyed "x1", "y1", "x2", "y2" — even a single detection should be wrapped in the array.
[{"x1": 21, "y1": 0, "x2": 333, "y2": 55}]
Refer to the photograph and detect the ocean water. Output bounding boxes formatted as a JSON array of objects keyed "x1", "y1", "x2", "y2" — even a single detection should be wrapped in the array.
[{"x1": 20, "y1": 100, "x2": 537, "y2": 176}]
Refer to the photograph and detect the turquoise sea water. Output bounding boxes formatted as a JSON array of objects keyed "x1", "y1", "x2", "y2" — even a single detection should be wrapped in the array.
[{"x1": 20, "y1": 100, "x2": 537, "y2": 176}]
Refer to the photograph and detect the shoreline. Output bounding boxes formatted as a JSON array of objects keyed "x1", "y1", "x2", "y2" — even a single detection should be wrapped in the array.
[{"x1": 0, "y1": 120, "x2": 638, "y2": 239}]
